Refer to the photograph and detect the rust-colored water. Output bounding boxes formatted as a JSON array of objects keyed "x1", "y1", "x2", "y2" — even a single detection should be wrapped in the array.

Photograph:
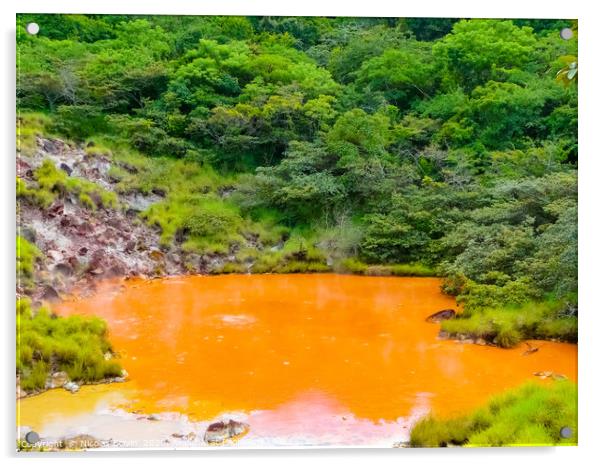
[{"x1": 20, "y1": 274, "x2": 576, "y2": 441}]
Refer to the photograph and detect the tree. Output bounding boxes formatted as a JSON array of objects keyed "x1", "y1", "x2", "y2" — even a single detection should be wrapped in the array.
[
  {"x1": 356, "y1": 45, "x2": 435, "y2": 108},
  {"x1": 433, "y1": 19, "x2": 537, "y2": 90}
]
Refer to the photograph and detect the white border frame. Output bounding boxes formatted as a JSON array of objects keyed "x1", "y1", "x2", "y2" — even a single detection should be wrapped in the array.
[{"x1": 2, "y1": 1, "x2": 600, "y2": 465}]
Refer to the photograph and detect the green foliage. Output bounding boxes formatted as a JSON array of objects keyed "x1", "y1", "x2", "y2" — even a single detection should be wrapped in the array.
[
  {"x1": 144, "y1": 195, "x2": 245, "y2": 254},
  {"x1": 17, "y1": 236, "x2": 41, "y2": 290},
  {"x1": 17, "y1": 176, "x2": 54, "y2": 208},
  {"x1": 16, "y1": 113, "x2": 52, "y2": 156},
  {"x1": 410, "y1": 381, "x2": 577, "y2": 446},
  {"x1": 17, "y1": 298, "x2": 122, "y2": 391},
  {"x1": 339, "y1": 257, "x2": 369, "y2": 274},
  {"x1": 433, "y1": 20, "x2": 538, "y2": 90},
  {"x1": 25, "y1": 159, "x2": 118, "y2": 210},
  {"x1": 50, "y1": 105, "x2": 108, "y2": 139},
  {"x1": 441, "y1": 299, "x2": 577, "y2": 346},
  {"x1": 356, "y1": 44, "x2": 435, "y2": 108}
]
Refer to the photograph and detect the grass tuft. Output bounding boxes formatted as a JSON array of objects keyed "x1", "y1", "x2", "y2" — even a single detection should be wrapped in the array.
[
  {"x1": 410, "y1": 381, "x2": 577, "y2": 447},
  {"x1": 19, "y1": 160, "x2": 118, "y2": 210},
  {"x1": 338, "y1": 258, "x2": 436, "y2": 277},
  {"x1": 16, "y1": 236, "x2": 41, "y2": 291}
]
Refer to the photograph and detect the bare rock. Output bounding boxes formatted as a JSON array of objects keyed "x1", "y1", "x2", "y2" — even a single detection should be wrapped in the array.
[
  {"x1": 124, "y1": 240, "x2": 137, "y2": 253},
  {"x1": 46, "y1": 371, "x2": 69, "y2": 389},
  {"x1": 425, "y1": 309, "x2": 456, "y2": 323},
  {"x1": 41, "y1": 137, "x2": 67, "y2": 155},
  {"x1": 106, "y1": 217, "x2": 124, "y2": 229},
  {"x1": 41, "y1": 285, "x2": 60, "y2": 302},
  {"x1": 46, "y1": 249, "x2": 63, "y2": 262},
  {"x1": 76, "y1": 222, "x2": 94, "y2": 236},
  {"x1": 53, "y1": 263, "x2": 73, "y2": 276},
  {"x1": 17, "y1": 158, "x2": 32, "y2": 175},
  {"x1": 20, "y1": 226, "x2": 37, "y2": 243},
  {"x1": 47, "y1": 202, "x2": 64, "y2": 218},
  {"x1": 534, "y1": 371, "x2": 568, "y2": 381},
  {"x1": 204, "y1": 419, "x2": 249, "y2": 444},
  {"x1": 106, "y1": 263, "x2": 126, "y2": 278},
  {"x1": 64, "y1": 381, "x2": 80, "y2": 393},
  {"x1": 150, "y1": 249, "x2": 164, "y2": 261},
  {"x1": 59, "y1": 163, "x2": 73, "y2": 175}
]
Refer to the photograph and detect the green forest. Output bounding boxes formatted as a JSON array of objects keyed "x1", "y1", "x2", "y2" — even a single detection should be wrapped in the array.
[{"x1": 17, "y1": 15, "x2": 577, "y2": 402}]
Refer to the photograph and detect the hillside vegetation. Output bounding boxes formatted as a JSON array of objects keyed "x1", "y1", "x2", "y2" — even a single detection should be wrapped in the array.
[{"x1": 17, "y1": 15, "x2": 577, "y2": 346}]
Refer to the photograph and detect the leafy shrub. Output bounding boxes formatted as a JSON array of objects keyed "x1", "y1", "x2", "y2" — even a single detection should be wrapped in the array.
[{"x1": 50, "y1": 105, "x2": 108, "y2": 139}]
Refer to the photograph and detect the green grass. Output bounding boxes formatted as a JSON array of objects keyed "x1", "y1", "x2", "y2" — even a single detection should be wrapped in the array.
[
  {"x1": 16, "y1": 236, "x2": 41, "y2": 290},
  {"x1": 214, "y1": 231, "x2": 330, "y2": 274},
  {"x1": 18, "y1": 159, "x2": 118, "y2": 210},
  {"x1": 17, "y1": 176, "x2": 54, "y2": 208},
  {"x1": 441, "y1": 299, "x2": 578, "y2": 348},
  {"x1": 83, "y1": 135, "x2": 294, "y2": 257},
  {"x1": 17, "y1": 298, "x2": 122, "y2": 391},
  {"x1": 338, "y1": 258, "x2": 436, "y2": 277},
  {"x1": 143, "y1": 194, "x2": 246, "y2": 254},
  {"x1": 410, "y1": 381, "x2": 577, "y2": 447},
  {"x1": 17, "y1": 112, "x2": 53, "y2": 157},
  {"x1": 14, "y1": 114, "x2": 442, "y2": 275}
]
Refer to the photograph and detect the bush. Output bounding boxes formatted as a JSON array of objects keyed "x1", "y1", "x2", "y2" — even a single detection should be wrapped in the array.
[
  {"x1": 410, "y1": 381, "x2": 577, "y2": 447},
  {"x1": 16, "y1": 298, "x2": 122, "y2": 391},
  {"x1": 50, "y1": 105, "x2": 108, "y2": 139},
  {"x1": 144, "y1": 195, "x2": 245, "y2": 254},
  {"x1": 441, "y1": 299, "x2": 578, "y2": 346}
]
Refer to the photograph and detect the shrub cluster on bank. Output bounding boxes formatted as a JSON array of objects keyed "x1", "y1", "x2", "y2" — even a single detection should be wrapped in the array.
[
  {"x1": 17, "y1": 298, "x2": 122, "y2": 392},
  {"x1": 410, "y1": 381, "x2": 577, "y2": 447},
  {"x1": 441, "y1": 298, "x2": 577, "y2": 347}
]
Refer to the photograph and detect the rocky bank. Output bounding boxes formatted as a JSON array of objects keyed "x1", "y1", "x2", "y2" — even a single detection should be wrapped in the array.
[{"x1": 17, "y1": 136, "x2": 209, "y2": 304}]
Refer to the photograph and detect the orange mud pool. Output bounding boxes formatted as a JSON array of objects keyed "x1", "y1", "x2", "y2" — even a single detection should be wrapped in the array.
[{"x1": 17, "y1": 274, "x2": 577, "y2": 448}]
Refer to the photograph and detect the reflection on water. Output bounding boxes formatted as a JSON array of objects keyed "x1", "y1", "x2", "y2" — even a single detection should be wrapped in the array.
[{"x1": 18, "y1": 274, "x2": 577, "y2": 446}]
